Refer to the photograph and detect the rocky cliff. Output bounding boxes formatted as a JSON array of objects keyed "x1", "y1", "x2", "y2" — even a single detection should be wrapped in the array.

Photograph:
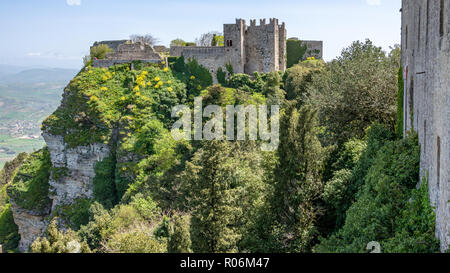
[{"x1": 6, "y1": 63, "x2": 187, "y2": 252}]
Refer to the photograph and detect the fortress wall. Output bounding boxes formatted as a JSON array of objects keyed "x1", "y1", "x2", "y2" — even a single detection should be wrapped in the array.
[
  {"x1": 92, "y1": 59, "x2": 162, "y2": 68},
  {"x1": 92, "y1": 40, "x2": 130, "y2": 52},
  {"x1": 170, "y1": 46, "x2": 186, "y2": 57},
  {"x1": 176, "y1": 47, "x2": 226, "y2": 83},
  {"x1": 402, "y1": 0, "x2": 450, "y2": 252},
  {"x1": 303, "y1": 41, "x2": 323, "y2": 60},
  {"x1": 107, "y1": 43, "x2": 162, "y2": 61}
]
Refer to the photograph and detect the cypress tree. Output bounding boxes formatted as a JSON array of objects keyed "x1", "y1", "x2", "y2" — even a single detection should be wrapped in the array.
[{"x1": 272, "y1": 104, "x2": 328, "y2": 252}]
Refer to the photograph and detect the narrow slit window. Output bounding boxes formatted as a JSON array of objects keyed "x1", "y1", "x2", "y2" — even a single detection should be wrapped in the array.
[{"x1": 406, "y1": 25, "x2": 408, "y2": 50}]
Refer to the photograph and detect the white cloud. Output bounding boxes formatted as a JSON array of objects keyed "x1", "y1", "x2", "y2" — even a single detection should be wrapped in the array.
[
  {"x1": 26, "y1": 51, "x2": 81, "y2": 60},
  {"x1": 366, "y1": 0, "x2": 381, "y2": 6},
  {"x1": 66, "y1": 0, "x2": 81, "y2": 6},
  {"x1": 27, "y1": 52, "x2": 42, "y2": 56}
]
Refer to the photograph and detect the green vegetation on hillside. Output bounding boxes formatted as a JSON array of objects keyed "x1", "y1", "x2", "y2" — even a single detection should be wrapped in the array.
[
  {"x1": 0, "y1": 39, "x2": 440, "y2": 253},
  {"x1": 7, "y1": 148, "x2": 52, "y2": 213}
]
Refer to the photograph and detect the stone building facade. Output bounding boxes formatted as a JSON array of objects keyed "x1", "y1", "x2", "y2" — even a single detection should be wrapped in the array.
[
  {"x1": 170, "y1": 18, "x2": 289, "y2": 79},
  {"x1": 401, "y1": 0, "x2": 450, "y2": 251}
]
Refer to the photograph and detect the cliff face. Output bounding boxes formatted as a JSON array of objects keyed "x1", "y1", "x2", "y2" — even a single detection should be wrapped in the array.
[
  {"x1": 7, "y1": 63, "x2": 186, "y2": 252},
  {"x1": 10, "y1": 134, "x2": 111, "y2": 252},
  {"x1": 9, "y1": 200, "x2": 48, "y2": 252},
  {"x1": 44, "y1": 133, "x2": 111, "y2": 211}
]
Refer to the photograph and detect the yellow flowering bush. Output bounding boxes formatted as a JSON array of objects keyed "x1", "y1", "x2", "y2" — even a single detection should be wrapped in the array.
[{"x1": 42, "y1": 63, "x2": 187, "y2": 148}]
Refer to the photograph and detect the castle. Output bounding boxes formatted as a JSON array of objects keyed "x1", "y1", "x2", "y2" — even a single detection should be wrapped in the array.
[
  {"x1": 401, "y1": 0, "x2": 450, "y2": 252},
  {"x1": 171, "y1": 18, "x2": 287, "y2": 77},
  {"x1": 92, "y1": 18, "x2": 323, "y2": 80}
]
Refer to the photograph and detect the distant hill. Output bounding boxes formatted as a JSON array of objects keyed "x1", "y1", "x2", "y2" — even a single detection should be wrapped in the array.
[
  {"x1": 0, "y1": 66, "x2": 78, "y2": 168},
  {"x1": 0, "y1": 68, "x2": 79, "y2": 84},
  {"x1": 0, "y1": 64, "x2": 29, "y2": 78}
]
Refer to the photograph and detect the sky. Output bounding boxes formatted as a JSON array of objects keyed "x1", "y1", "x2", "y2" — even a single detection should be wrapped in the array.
[{"x1": 0, "y1": 0, "x2": 401, "y2": 69}]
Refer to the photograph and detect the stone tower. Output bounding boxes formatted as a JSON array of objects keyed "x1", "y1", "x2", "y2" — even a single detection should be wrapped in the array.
[
  {"x1": 401, "y1": 0, "x2": 450, "y2": 252},
  {"x1": 224, "y1": 18, "x2": 287, "y2": 75},
  {"x1": 224, "y1": 19, "x2": 246, "y2": 74}
]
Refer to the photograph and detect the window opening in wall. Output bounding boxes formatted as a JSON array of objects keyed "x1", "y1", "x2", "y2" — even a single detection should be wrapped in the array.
[{"x1": 406, "y1": 25, "x2": 408, "y2": 50}]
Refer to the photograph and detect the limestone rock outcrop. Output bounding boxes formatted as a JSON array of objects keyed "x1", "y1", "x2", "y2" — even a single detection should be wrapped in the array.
[{"x1": 43, "y1": 133, "x2": 110, "y2": 211}]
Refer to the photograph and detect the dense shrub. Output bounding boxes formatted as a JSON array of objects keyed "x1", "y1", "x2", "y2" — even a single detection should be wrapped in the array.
[
  {"x1": 90, "y1": 44, "x2": 114, "y2": 60},
  {"x1": 307, "y1": 40, "x2": 399, "y2": 145},
  {"x1": 396, "y1": 67, "x2": 404, "y2": 138},
  {"x1": 216, "y1": 67, "x2": 226, "y2": 85},
  {"x1": 168, "y1": 214, "x2": 192, "y2": 253},
  {"x1": 284, "y1": 59, "x2": 324, "y2": 101},
  {"x1": 52, "y1": 199, "x2": 93, "y2": 231},
  {"x1": 286, "y1": 39, "x2": 307, "y2": 68},
  {"x1": 43, "y1": 64, "x2": 187, "y2": 148},
  {"x1": 93, "y1": 156, "x2": 117, "y2": 209},
  {"x1": 31, "y1": 220, "x2": 91, "y2": 253},
  {"x1": 315, "y1": 132, "x2": 438, "y2": 253},
  {"x1": 0, "y1": 204, "x2": 20, "y2": 252},
  {"x1": 7, "y1": 149, "x2": 52, "y2": 213}
]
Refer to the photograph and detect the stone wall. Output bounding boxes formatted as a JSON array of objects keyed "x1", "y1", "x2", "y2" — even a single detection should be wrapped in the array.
[
  {"x1": 304, "y1": 40, "x2": 323, "y2": 60},
  {"x1": 170, "y1": 46, "x2": 226, "y2": 83},
  {"x1": 106, "y1": 42, "x2": 162, "y2": 61},
  {"x1": 91, "y1": 41, "x2": 163, "y2": 68},
  {"x1": 93, "y1": 59, "x2": 162, "y2": 68},
  {"x1": 92, "y1": 40, "x2": 130, "y2": 52},
  {"x1": 402, "y1": 0, "x2": 450, "y2": 252}
]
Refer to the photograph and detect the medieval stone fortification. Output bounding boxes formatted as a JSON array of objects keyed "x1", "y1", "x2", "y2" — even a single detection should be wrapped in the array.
[
  {"x1": 401, "y1": 0, "x2": 449, "y2": 251},
  {"x1": 92, "y1": 18, "x2": 323, "y2": 80},
  {"x1": 92, "y1": 40, "x2": 163, "y2": 68},
  {"x1": 171, "y1": 18, "x2": 287, "y2": 77}
]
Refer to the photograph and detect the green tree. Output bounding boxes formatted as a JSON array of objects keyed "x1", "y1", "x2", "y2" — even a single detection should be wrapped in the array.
[
  {"x1": 284, "y1": 59, "x2": 324, "y2": 101},
  {"x1": 168, "y1": 214, "x2": 192, "y2": 253},
  {"x1": 186, "y1": 141, "x2": 266, "y2": 253},
  {"x1": 263, "y1": 72, "x2": 285, "y2": 106},
  {"x1": 90, "y1": 44, "x2": 114, "y2": 60},
  {"x1": 286, "y1": 39, "x2": 307, "y2": 68},
  {"x1": 307, "y1": 39, "x2": 399, "y2": 145},
  {"x1": 271, "y1": 104, "x2": 328, "y2": 252},
  {"x1": 187, "y1": 141, "x2": 242, "y2": 253},
  {"x1": 396, "y1": 66, "x2": 404, "y2": 138},
  {"x1": 171, "y1": 39, "x2": 186, "y2": 47},
  {"x1": 31, "y1": 220, "x2": 91, "y2": 253}
]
